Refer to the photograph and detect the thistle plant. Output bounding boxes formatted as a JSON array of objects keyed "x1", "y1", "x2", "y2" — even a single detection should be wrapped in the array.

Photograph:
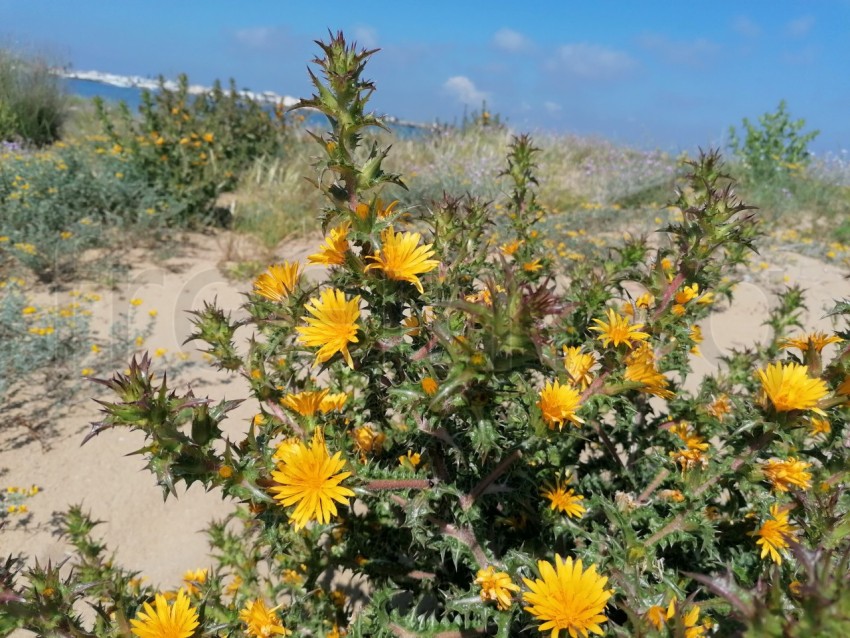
[{"x1": 5, "y1": 32, "x2": 850, "y2": 638}]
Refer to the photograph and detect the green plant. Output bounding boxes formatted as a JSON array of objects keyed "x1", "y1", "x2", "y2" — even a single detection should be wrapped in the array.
[
  {"x1": 0, "y1": 141, "x2": 173, "y2": 282},
  {"x1": 728, "y1": 100, "x2": 819, "y2": 183},
  {"x1": 0, "y1": 49, "x2": 68, "y2": 146},
  {"x1": 4, "y1": 32, "x2": 850, "y2": 638},
  {"x1": 93, "y1": 74, "x2": 289, "y2": 225}
]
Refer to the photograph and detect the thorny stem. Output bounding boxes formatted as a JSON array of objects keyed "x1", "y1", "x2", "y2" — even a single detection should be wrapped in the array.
[
  {"x1": 366, "y1": 479, "x2": 435, "y2": 491},
  {"x1": 644, "y1": 430, "x2": 776, "y2": 546},
  {"x1": 461, "y1": 449, "x2": 522, "y2": 511},
  {"x1": 426, "y1": 517, "x2": 491, "y2": 569},
  {"x1": 653, "y1": 272, "x2": 686, "y2": 320},
  {"x1": 265, "y1": 400, "x2": 305, "y2": 438},
  {"x1": 637, "y1": 469, "x2": 671, "y2": 504}
]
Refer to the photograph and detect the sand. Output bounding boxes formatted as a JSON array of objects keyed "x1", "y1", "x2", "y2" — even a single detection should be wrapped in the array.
[{"x1": 1, "y1": 232, "x2": 847, "y2": 630}]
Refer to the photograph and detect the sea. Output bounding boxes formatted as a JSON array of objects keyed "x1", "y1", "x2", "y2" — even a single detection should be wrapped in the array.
[{"x1": 64, "y1": 78, "x2": 430, "y2": 139}]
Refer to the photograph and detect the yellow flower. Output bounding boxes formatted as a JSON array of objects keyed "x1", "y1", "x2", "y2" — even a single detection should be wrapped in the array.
[
  {"x1": 590, "y1": 308, "x2": 649, "y2": 349},
  {"x1": 538, "y1": 380, "x2": 584, "y2": 430},
  {"x1": 269, "y1": 430, "x2": 354, "y2": 529},
  {"x1": 421, "y1": 377, "x2": 439, "y2": 396},
  {"x1": 563, "y1": 346, "x2": 596, "y2": 389},
  {"x1": 674, "y1": 283, "x2": 700, "y2": 305},
  {"x1": 239, "y1": 599, "x2": 291, "y2": 636},
  {"x1": 500, "y1": 239, "x2": 523, "y2": 256},
  {"x1": 624, "y1": 345, "x2": 673, "y2": 399},
  {"x1": 254, "y1": 262, "x2": 302, "y2": 302},
  {"x1": 665, "y1": 598, "x2": 709, "y2": 638},
  {"x1": 809, "y1": 416, "x2": 831, "y2": 436},
  {"x1": 707, "y1": 394, "x2": 731, "y2": 419},
  {"x1": 130, "y1": 589, "x2": 199, "y2": 638},
  {"x1": 296, "y1": 288, "x2": 361, "y2": 368},
  {"x1": 218, "y1": 466, "x2": 234, "y2": 479},
  {"x1": 355, "y1": 198, "x2": 398, "y2": 220},
  {"x1": 319, "y1": 391, "x2": 348, "y2": 413},
  {"x1": 781, "y1": 331, "x2": 842, "y2": 353},
  {"x1": 762, "y1": 458, "x2": 812, "y2": 492},
  {"x1": 352, "y1": 426, "x2": 385, "y2": 456},
  {"x1": 81, "y1": 368, "x2": 95, "y2": 377},
  {"x1": 752, "y1": 504, "x2": 795, "y2": 564},
  {"x1": 202, "y1": 132, "x2": 214, "y2": 143},
  {"x1": 689, "y1": 325, "x2": 703, "y2": 356},
  {"x1": 475, "y1": 566, "x2": 520, "y2": 610},
  {"x1": 130, "y1": 298, "x2": 143, "y2": 306},
  {"x1": 522, "y1": 555, "x2": 613, "y2": 638},
  {"x1": 757, "y1": 362, "x2": 828, "y2": 414},
  {"x1": 181, "y1": 568, "x2": 208, "y2": 596},
  {"x1": 646, "y1": 604, "x2": 667, "y2": 630},
  {"x1": 523, "y1": 258, "x2": 543, "y2": 272},
  {"x1": 668, "y1": 422, "x2": 710, "y2": 472},
  {"x1": 281, "y1": 389, "x2": 329, "y2": 417},
  {"x1": 308, "y1": 221, "x2": 350, "y2": 266},
  {"x1": 635, "y1": 293, "x2": 655, "y2": 309},
  {"x1": 365, "y1": 226, "x2": 439, "y2": 294},
  {"x1": 542, "y1": 479, "x2": 586, "y2": 518},
  {"x1": 399, "y1": 450, "x2": 421, "y2": 468}
]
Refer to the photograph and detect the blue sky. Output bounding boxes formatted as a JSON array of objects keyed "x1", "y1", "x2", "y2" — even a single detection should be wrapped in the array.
[{"x1": 2, "y1": 1, "x2": 848, "y2": 153}]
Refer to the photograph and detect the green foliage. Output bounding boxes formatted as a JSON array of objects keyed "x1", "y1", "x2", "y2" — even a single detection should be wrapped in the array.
[
  {"x1": 93, "y1": 73, "x2": 288, "y2": 225},
  {"x1": 0, "y1": 142, "x2": 175, "y2": 281},
  {"x1": 0, "y1": 49, "x2": 68, "y2": 146},
  {"x1": 728, "y1": 100, "x2": 819, "y2": 183},
  {"x1": 5, "y1": 32, "x2": 850, "y2": 638},
  {"x1": 0, "y1": 279, "x2": 92, "y2": 410}
]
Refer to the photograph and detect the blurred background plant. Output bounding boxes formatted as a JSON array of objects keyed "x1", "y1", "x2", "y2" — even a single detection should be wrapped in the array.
[{"x1": 0, "y1": 49, "x2": 68, "y2": 147}]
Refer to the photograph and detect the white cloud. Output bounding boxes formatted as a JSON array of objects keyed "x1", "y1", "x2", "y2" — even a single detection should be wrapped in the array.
[
  {"x1": 353, "y1": 25, "x2": 378, "y2": 48},
  {"x1": 543, "y1": 101, "x2": 562, "y2": 113},
  {"x1": 786, "y1": 16, "x2": 815, "y2": 38},
  {"x1": 549, "y1": 43, "x2": 636, "y2": 79},
  {"x1": 731, "y1": 16, "x2": 761, "y2": 38},
  {"x1": 493, "y1": 28, "x2": 529, "y2": 52},
  {"x1": 638, "y1": 33, "x2": 719, "y2": 67},
  {"x1": 443, "y1": 76, "x2": 489, "y2": 105},
  {"x1": 233, "y1": 26, "x2": 285, "y2": 50}
]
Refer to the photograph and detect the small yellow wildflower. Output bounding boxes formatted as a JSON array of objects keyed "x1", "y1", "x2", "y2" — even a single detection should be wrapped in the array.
[
  {"x1": 475, "y1": 566, "x2": 520, "y2": 610},
  {"x1": 542, "y1": 478, "x2": 586, "y2": 518},
  {"x1": 399, "y1": 450, "x2": 421, "y2": 468},
  {"x1": 239, "y1": 599, "x2": 291, "y2": 636},
  {"x1": 421, "y1": 377, "x2": 439, "y2": 396},
  {"x1": 757, "y1": 362, "x2": 828, "y2": 414},
  {"x1": 537, "y1": 379, "x2": 584, "y2": 430},
  {"x1": 308, "y1": 221, "x2": 350, "y2": 266},
  {"x1": 762, "y1": 458, "x2": 812, "y2": 492},
  {"x1": 590, "y1": 308, "x2": 649, "y2": 348},
  {"x1": 752, "y1": 504, "x2": 795, "y2": 564},
  {"x1": 364, "y1": 226, "x2": 439, "y2": 294}
]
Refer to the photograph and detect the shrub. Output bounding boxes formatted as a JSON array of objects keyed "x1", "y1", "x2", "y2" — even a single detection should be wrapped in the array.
[
  {"x1": 0, "y1": 141, "x2": 174, "y2": 282},
  {"x1": 5, "y1": 33, "x2": 850, "y2": 637},
  {"x1": 728, "y1": 99, "x2": 819, "y2": 184},
  {"x1": 0, "y1": 49, "x2": 68, "y2": 146},
  {"x1": 93, "y1": 74, "x2": 289, "y2": 225}
]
